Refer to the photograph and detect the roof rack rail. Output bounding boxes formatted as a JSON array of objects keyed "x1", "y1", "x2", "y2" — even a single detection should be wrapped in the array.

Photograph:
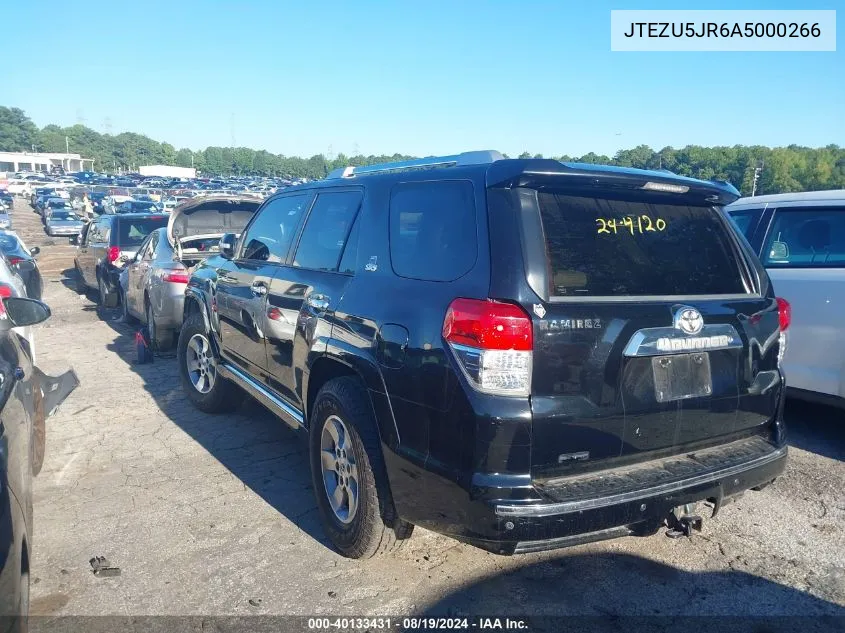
[{"x1": 326, "y1": 150, "x2": 504, "y2": 179}]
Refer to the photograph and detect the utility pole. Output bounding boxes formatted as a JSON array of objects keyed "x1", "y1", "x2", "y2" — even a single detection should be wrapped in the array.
[
  {"x1": 66, "y1": 136, "x2": 70, "y2": 153},
  {"x1": 751, "y1": 160, "x2": 764, "y2": 196}
]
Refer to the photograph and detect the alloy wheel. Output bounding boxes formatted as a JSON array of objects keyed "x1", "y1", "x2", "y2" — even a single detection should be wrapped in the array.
[
  {"x1": 320, "y1": 415, "x2": 359, "y2": 524},
  {"x1": 185, "y1": 333, "x2": 216, "y2": 394}
]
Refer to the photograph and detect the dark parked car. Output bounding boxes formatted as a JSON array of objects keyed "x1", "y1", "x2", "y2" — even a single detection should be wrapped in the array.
[
  {"x1": 74, "y1": 213, "x2": 168, "y2": 308},
  {"x1": 178, "y1": 152, "x2": 789, "y2": 558},
  {"x1": 0, "y1": 288, "x2": 78, "y2": 631},
  {"x1": 89, "y1": 191, "x2": 107, "y2": 214},
  {"x1": 0, "y1": 233, "x2": 42, "y2": 300}
]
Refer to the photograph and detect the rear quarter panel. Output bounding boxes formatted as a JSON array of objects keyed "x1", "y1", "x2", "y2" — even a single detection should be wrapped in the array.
[{"x1": 768, "y1": 267, "x2": 845, "y2": 398}]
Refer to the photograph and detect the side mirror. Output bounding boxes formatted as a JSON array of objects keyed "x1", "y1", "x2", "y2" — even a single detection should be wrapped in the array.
[
  {"x1": 30, "y1": 246, "x2": 40, "y2": 257},
  {"x1": 4, "y1": 297, "x2": 51, "y2": 327},
  {"x1": 219, "y1": 233, "x2": 237, "y2": 259},
  {"x1": 15, "y1": 260, "x2": 35, "y2": 273}
]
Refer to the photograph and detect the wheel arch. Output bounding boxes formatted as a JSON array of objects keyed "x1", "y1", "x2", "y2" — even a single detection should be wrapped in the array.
[{"x1": 305, "y1": 351, "x2": 399, "y2": 450}]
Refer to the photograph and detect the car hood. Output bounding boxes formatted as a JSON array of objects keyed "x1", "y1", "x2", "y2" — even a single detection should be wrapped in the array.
[{"x1": 167, "y1": 195, "x2": 262, "y2": 247}]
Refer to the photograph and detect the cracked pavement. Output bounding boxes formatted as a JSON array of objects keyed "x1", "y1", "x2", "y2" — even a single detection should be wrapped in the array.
[{"x1": 8, "y1": 198, "x2": 845, "y2": 617}]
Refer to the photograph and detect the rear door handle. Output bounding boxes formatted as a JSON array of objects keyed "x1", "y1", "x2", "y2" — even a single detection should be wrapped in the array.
[
  {"x1": 251, "y1": 281, "x2": 268, "y2": 296},
  {"x1": 306, "y1": 294, "x2": 330, "y2": 311}
]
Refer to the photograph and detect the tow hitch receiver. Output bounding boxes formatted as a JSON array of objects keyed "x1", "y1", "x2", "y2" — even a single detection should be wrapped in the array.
[{"x1": 666, "y1": 503, "x2": 704, "y2": 539}]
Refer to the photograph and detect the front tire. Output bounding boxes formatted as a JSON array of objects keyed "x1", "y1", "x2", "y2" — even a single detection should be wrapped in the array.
[
  {"x1": 177, "y1": 312, "x2": 242, "y2": 413},
  {"x1": 309, "y1": 377, "x2": 413, "y2": 558}
]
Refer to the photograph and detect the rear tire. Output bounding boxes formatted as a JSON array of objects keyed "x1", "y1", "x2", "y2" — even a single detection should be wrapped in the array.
[
  {"x1": 309, "y1": 376, "x2": 413, "y2": 558},
  {"x1": 147, "y1": 301, "x2": 174, "y2": 351},
  {"x1": 121, "y1": 289, "x2": 136, "y2": 324},
  {"x1": 74, "y1": 265, "x2": 87, "y2": 295},
  {"x1": 97, "y1": 273, "x2": 118, "y2": 309},
  {"x1": 177, "y1": 312, "x2": 243, "y2": 413}
]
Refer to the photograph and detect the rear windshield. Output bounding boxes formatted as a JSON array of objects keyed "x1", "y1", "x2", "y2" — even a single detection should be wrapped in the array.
[
  {"x1": 116, "y1": 217, "x2": 168, "y2": 246},
  {"x1": 537, "y1": 192, "x2": 747, "y2": 297}
]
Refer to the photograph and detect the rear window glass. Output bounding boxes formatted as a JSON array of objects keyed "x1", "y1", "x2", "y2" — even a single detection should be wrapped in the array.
[
  {"x1": 763, "y1": 207, "x2": 845, "y2": 267},
  {"x1": 537, "y1": 193, "x2": 746, "y2": 297},
  {"x1": 116, "y1": 217, "x2": 168, "y2": 246},
  {"x1": 389, "y1": 180, "x2": 477, "y2": 282},
  {"x1": 0, "y1": 235, "x2": 18, "y2": 251}
]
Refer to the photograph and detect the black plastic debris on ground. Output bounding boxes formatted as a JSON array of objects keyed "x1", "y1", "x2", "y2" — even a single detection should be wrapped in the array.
[{"x1": 89, "y1": 556, "x2": 121, "y2": 577}]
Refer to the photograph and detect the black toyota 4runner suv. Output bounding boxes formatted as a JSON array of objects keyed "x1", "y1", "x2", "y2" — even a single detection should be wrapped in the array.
[{"x1": 178, "y1": 152, "x2": 789, "y2": 558}]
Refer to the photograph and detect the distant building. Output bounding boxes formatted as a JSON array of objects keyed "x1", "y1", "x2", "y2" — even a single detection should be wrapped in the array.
[
  {"x1": 139, "y1": 165, "x2": 196, "y2": 179},
  {"x1": 0, "y1": 151, "x2": 94, "y2": 174}
]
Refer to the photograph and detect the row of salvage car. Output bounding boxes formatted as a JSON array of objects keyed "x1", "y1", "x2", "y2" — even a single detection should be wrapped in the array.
[{"x1": 73, "y1": 194, "x2": 263, "y2": 349}]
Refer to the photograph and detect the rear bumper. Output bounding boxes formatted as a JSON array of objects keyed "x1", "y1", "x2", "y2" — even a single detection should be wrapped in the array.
[
  {"x1": 47, "y1": 226, "x2": 82, "y2": 235},
  {"x1": 155, "y1": 293, "x2": 185, "y2": 330},
  {"x1": 475, "y1": 443, "x2": 786, "y2": 554},
  {"x1": 387, "y1": 435, "x2": 787, "y2": 555}
]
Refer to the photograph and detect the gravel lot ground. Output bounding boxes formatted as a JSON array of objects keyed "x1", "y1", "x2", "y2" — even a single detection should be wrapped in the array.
[{"x1": 9, "y1": 197, "x2": 844, "y2": 618}]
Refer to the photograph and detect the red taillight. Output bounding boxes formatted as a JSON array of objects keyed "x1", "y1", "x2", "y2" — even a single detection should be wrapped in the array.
[
  {"x1": 443, "y1": 298, "x2": 533, "y2": 351},
  {"x1": 443, "y1": 298, "x2": 533, "y2": 396},
  {"x1": 0, "y1": 282, "x2": 10, "y2": 318},
  {"x1": 777, "y1": 297, "x2": 791, "y2": 332},
  {"x1": 7, "y1": 257, "x2": 22, "y2": 266},
  {"x1": 108, "y1": 246, "x2": 120, "y2": 263},
  {"x1": 161, "y1": 270, "x2": 189, "y2": 284}
]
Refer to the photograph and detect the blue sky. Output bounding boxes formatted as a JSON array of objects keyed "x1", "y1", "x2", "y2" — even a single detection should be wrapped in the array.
[{"x1": 3, "y1": 0, "x2": 842, "y2": 158}]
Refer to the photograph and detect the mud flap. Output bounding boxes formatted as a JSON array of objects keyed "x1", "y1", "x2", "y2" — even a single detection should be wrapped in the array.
[
  {"x1": 34, "y1": 366, "x2": 80, "y2": 419},
  {"x1": 31, "y1": 366, "x2": 79, "y2": 475}
]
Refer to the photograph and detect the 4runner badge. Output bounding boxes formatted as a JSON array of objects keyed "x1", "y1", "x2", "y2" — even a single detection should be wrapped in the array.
[
  {"x1": 533, "y1": 304, "x2": 546, "y2": 318},
  {"x1": 364, "y1": 256, "x2": 378, "y2": 272}
]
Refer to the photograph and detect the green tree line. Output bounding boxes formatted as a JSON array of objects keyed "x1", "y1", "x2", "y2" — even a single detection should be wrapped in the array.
[{"x1": 2, "y1": 106, "x2": 843, "y2": 194}]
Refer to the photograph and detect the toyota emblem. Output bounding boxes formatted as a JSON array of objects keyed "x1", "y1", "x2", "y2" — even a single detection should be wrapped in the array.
[{"x1": 674, "y1": 307, "x2": 704, "y2": 335}]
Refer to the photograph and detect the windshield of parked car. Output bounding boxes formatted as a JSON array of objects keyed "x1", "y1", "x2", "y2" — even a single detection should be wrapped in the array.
[
  {"x1": 117, "y1": 217, "x2": 168, "y2": 246},
  {"x1": 50, "y1": 211, "x2": 80, "y2": 221},
  {"x1": 128, "y1": 201, "x2": 158, "y2": 212}
]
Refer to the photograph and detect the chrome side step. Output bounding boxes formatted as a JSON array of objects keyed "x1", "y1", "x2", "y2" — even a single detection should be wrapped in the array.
[{"x1": 218, "y1": 363, "x2": 304, "y2": 430}]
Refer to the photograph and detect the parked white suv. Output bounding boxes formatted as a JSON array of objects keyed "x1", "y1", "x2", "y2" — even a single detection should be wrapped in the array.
[{"x1": 726, "y1": 190, "x2": 845, "y2": 408}]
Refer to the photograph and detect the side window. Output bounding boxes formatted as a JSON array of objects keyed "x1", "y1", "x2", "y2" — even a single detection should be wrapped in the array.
[
  {"x1": 338, "y1": 214, "x2": 361, "y2": 274},
  {"x1": 92, "y1": 220, "x2": 108, "y2": 243},
  {"x1": 726, "y1": 208, "x2": 762, "y2": 240},
  {"x1": 389, "y1": 180, "x2": 477, "y2": 282},
  {"x1": 240, "y1": 195, "x2": 310, "y2": 262},
  {"x1": 293, "y1": 191, "x2": 362, "y2": 271},
  {"x1": 763, "y1": 207, "x2": 845, "y2": 267},
  {"x1": 141, "y1": 232, "x2": 158, "y2": 260}
]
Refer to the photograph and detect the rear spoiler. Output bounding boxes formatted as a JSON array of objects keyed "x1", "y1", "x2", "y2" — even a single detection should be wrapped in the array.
[{"x1": 486, "y1": 159, "x2": 740, "y2": 206}]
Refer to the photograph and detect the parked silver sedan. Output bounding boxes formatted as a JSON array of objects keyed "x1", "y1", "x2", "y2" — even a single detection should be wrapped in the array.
[
  {"x1": 120, "y1": 195, "x2": 261, "y2": 349},
  {"x1": 44, "y1": 209, "x2": 84, "y2": 237}
]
